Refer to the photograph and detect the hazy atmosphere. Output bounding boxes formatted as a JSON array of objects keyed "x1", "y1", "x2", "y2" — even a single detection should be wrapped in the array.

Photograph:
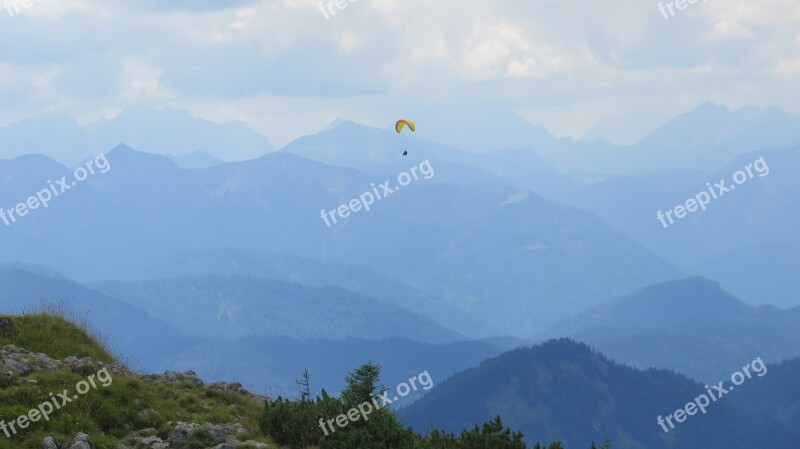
[{"x1": 0, "y1": 1, "x2": 798, "y2": 449}]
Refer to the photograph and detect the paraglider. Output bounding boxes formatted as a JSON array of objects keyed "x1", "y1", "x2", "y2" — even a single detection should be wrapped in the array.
[
  {"x1": 395, "y1": 119, "x2": 415, "y2": 156},
  {"x1": 395, "y1": 119, "x2": 416, "y2": 133}
]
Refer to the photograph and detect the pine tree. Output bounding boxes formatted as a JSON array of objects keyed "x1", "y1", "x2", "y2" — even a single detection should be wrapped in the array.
[{"x1": 342, "y1": 362, "x2": 383, "y2": 406}]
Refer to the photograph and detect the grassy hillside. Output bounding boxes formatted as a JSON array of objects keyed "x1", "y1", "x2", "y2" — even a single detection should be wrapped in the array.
[
  {"x1": 0, "y1": 313, "x2": 273, "y2": 449},
  {"x1": 0, "y1": 314, "x2": 114, "y2": 364}
]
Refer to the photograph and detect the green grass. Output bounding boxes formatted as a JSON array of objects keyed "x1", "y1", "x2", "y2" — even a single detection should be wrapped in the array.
[
  {"x1": 0, "y1": 314, "x2": 277, "y2": 449},
  {"x1": 0, "y1": 313, "x2": 113, "y2": 363}
]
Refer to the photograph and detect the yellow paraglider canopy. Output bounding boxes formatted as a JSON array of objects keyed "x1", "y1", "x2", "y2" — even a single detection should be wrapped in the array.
[{"x1": 395, "y1": 119, "x2": 416, "y2": 133}]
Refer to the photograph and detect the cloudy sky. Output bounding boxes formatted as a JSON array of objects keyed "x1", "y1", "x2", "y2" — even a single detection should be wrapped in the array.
[{"x1": 0, "y1": 0, "x2": 798, "y2": 146}]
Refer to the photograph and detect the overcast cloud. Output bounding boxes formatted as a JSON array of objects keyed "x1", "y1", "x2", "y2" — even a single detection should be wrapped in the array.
[{"x1": 0, "y1": 0, "x2": 797, "y2": 146}]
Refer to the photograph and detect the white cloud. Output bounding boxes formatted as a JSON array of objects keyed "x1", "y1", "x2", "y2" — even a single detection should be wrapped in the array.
[
  {"x1": 0, "y1": 0, "x2": 796, "y2": 143},
  {"x1": 460, "y1": 22, "x2": 565, "y2": 80},
  {"x1": 120, "y1": 59, "x2": 171, "y2": 102}
]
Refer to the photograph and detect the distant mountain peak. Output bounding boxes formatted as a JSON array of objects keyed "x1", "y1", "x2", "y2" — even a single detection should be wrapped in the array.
[
  {"x1": 320, "y1": 117, "x2": 350, "y2": 132},
  {"x1": 105, "y1": 144, "x2": 183, "y2": 172},
  {"x1": 108, "y1": 143, "x2": 137, "y2": 154},
  {"x1": 693, "y1": 100, "x2": 729, "y2": 113}
]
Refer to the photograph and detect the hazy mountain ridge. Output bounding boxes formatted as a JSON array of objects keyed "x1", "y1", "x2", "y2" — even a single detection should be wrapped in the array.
[
  {"x1": 399, "y1": 339, "x2": 798, "y2": 449},
  {"x1": 0, "y1": 146, "x2": 682, "y2": 336},
  {"x1": 0, "y1": 106, "x2": 273, "y2": 165},
  {"x1": 538, "y1": 147, "x2": 800, "y2": 305},
  {"x1": 91, "y1": 275, "x2": 464, "y2": 343},
  {"x1": 540, "y1": 278, "x2": 800, "y2": 381},
  {"x1": 273, "y1": 108, "x2": 800, "y2": 309},
  {"x1": 93, "y1": 248, "x2": 490, "y2": 337},
  {"x1": 630, "y1": 102, "x2": 800, "y2": 173},
  {"x1": 0, "y1": 265, "x2": 515, "y2": 403}
]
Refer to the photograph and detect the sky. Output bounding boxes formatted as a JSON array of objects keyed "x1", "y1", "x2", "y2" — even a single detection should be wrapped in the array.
[{"x1": 0, "y1": 0, "x2": 798, "y2": 147}]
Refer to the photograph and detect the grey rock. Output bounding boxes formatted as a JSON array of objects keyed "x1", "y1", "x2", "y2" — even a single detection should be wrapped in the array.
[
  {"x1": 223, "y1": 423, "x2": 246, "y2": 437},
  {"x1": 42, "y1": 436, "x2": 58, "y2": 449},
  {"x1": 69, "y1": 432, "x2": 91, "y2": 449},
  {"x1": 137, "y1": 435, "x2": 168, "y2": 448},
  {"x1": 168, "y1": 422, "x2": 199, "y2": 447},
  {"x1": 141, "y1": 370, "x2": 205, "y2": 387},
  {"x1": 36, "y1": 353, "x2": 59, "y2": 371},
  {"x1": 204, "y1": 424, "x2": 225, "y2": 441},
  {"x1": 2, "y1": 357, "x2": 31, "y2": 375}
]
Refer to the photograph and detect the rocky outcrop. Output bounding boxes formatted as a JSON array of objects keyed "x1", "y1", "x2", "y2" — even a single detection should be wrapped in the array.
[
  {"x1": 140, "y1": 370, "x2": 205, "y2": 387},
  {"x1": 41, "y1": 422, "x2": 269, "y2": 449},
  {"x1": 1, "y1": 344, "x2": 131, "y2": 379},
  {"x1": 39, "y1": 433, "x2": 94, "y2": 449},
  {"x1": 126, "y1": 421, "x2": 263, "y2": 449},
  {"x1": 5, "y1": 343, "x2": 271, "y2": 449}
]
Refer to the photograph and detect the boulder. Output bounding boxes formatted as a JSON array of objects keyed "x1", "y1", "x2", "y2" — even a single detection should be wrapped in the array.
[
  {"x1": 41, "y1": 436, "x2": 58, "y2": 449},
  {"x1": 69, "y1": 432, "x2": 91, "y2": 449},
  {"x1": 168, "y1": 422, "x2": 199, "y2": 447}
]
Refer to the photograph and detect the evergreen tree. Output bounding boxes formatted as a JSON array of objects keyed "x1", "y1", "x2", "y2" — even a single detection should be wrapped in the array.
[{"x1": 342, "y1": 362, "x2": 383, "y2": 406}]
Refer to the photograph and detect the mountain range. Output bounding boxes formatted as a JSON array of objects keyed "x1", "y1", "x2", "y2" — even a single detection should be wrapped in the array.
[
  {"x1": 1, "y1": 100, "x2": 799, "y2": 448},
  {"x1": 0, "y1": 106, "x2": 273, "y2": 165},
  {"x1": 0, "y1": 145, "x2": 683, "y2": 335},
  {"x1": 399, "y1": 339, "x2": 799, "y2": 449},
  {"x1": 539, "y1": 277, "x2": 800, "y2": 382}
]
